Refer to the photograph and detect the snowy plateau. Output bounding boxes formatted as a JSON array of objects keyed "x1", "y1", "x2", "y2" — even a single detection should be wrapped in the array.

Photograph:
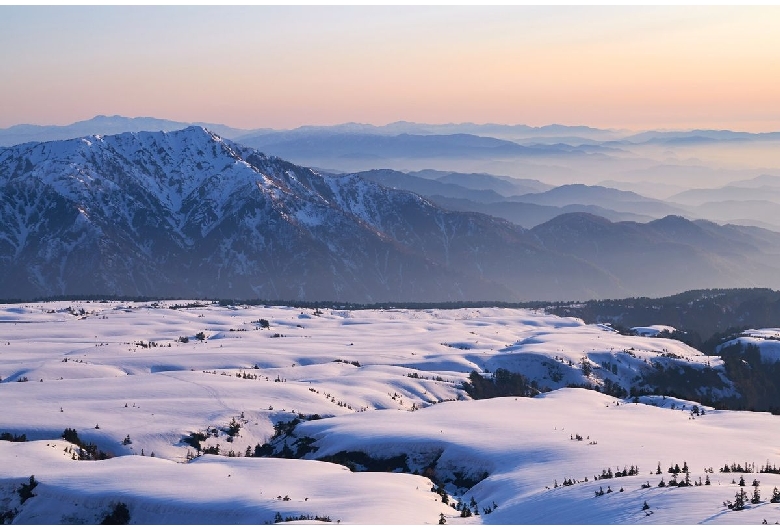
[{"x1": 1, "y1": 301, "x2": 779, "y2": 525}]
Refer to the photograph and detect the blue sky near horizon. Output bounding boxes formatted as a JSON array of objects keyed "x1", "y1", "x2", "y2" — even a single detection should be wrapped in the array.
[{"x1": 2, "y1": 5, "x2": 779, "y2": 132}]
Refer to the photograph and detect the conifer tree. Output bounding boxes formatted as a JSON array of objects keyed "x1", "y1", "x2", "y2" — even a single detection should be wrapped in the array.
[
  {"x1": 752, "y1": 484, "x2": 761, "y2": 504},
  {"x1": 17, "y1": 475, "x2": 38, "y2": 504},
  {"x1": 770, "y1": 487, "x2": 780, "y2": 503},
  {"x1": 101, "y1": 502, "x2": 131, "y2": 524},
  {"x1": 733, "y1": 488, "x2": 748, "y2": 511}
]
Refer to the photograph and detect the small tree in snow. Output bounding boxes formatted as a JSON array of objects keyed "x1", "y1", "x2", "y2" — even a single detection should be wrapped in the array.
[
  {"x1": 770, "y1": 487, "x2": 780, "y2": 503},
  {"x1": 17, "y1": 475, "x2": 38, "y2": 504},
  {"x1": 752, "y1": 483, "x2": 761, "y2": 504},
  {"x1": 101, "y1": 502, "x2": 130, "y2": 524},
  {"x1": 733, "y1": 488, "x2": 748, "y2": 511},
  {"x1": 581, "y1": 357, "x2": 592, "y2": 377}
]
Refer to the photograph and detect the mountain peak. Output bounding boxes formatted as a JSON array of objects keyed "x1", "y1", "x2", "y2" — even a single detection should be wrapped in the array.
[{"x1": 532, "y1": 212, "x2": 614, "y2": 233}]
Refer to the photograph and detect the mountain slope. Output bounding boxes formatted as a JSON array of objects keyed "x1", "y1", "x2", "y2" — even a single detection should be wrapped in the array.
[
  {"x1": 669, "y1": 185, "x2": 780, "y2": 205},
  {"x1": 409, "y1": 170, "x2": 552, "y2": 195},
  {"x1": 0, "y1": 128, "x2": 622, "y2": 302},
  {"x1": 514, "y1": 184, "x2": 690, "y2": 218},
  {"x1": 530, "y1": 213, "x2": 780, "y2": 296},
  {"x1": 354, "y1": 169, "x2": 508, "y2": 203},
  {"x1": 426, "y1": 196, "x2": 653, "y2": 228},
  {"x1": 3, "y1": 129, "x2": 780, "y2": 302}
]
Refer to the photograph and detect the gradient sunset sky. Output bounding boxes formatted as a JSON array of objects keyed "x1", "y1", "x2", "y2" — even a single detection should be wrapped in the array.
[{"x1": 2, "y1": 5, "x2": 779, "y2": 131}]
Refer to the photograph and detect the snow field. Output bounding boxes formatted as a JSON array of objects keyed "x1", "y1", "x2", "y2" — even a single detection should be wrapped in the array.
[
  {"x1": 1, "y1": 301, "x2": 779, "y2": 524},
  {"x1": 295, "y1": 388, "x2": 780, "y2": 523},
  {"x1": 1, "y1": 442, "x2": 449, "y2": 524}
]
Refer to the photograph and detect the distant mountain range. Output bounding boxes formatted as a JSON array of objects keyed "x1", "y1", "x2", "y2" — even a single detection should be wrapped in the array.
[
  {"x1": 6, "y1": 115, "x2": 780, "y2": 148},
  {"x1": 0, "y1": 116, "x2": 626, "y2": 148},
  {"x1": 3, "y1": 127, "x2": 780, "y2": 302},
  {"x1": 0, "y1": 115, "x2": 257, "y2": 147},
  {"x1": 352, "y1": 171, "x2": 703, "y2": 228},
  {"x1": 618, "y1": 129, "x2": 780, "y2": 145}
]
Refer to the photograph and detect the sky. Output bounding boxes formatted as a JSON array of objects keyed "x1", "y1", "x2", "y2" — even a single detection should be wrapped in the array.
[{"x1": 1, "y1": 6, "x2": 779, "y2": 132}]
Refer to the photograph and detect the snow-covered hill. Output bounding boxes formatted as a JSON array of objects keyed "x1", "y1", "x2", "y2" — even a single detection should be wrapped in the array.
[
  {"x1": 719, "y1": 329, "x2": 780, "y2": 363},
  {"x1": 1, "y1": 302, "x2": 777, "y2": 524}
]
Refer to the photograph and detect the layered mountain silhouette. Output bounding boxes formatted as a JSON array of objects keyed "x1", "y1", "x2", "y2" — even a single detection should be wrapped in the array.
[{"x1": 2, "y1": 128, "x2": 780, "y2": 302}]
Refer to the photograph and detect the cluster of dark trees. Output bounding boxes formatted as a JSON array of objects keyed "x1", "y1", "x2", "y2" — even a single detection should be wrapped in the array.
[
  {"x1": 721, "y1": 462, "x2": 758, "y2": 473},
  {"x1": 333, "y1": 359, "x2": 361, "y2": 367},
  {"x1": 452, "y1": 298, "x2": 780, "y2": 414},
  {"x1": 720, "y1": 462, "x2": 780, "y2": 475},
  {"x1": 318, "y1": 450, "x2": 409, "y2": 473},
  {"x1": 270, "y1": 512, "x2": 331, "y2": 523},
  {"x1": 17, "y1": 475, "x2": 38, "y2": 504},
  {"x1": 638, "y1": 363, "x2": 727, "y2": 408},
  {"x1": 0, "y1": 509, "x2": 17, "y2": 525},
  {"x1": 446, "y1": 496, "x2": 496, "y2": 518},
  {"x1": 184, "y1": 413, "x2": 322, "y2": 460},
  {"x1": 63, "y1": 428, "x2": 110, "y2": 460},
  {"x1": 0, "y1": 432, "x2": 27, "y2": 442},
  {"x1": 760, "y1": 462, "x2": 780, "y2": 475},
  {"x1": 726, "y1": 481, "x2": 765, "y2": 511},
  {"x1": 655, "y1": 462, "x2": 713, "y2": 487},
  {"x1": 546, "y1": 289, "x2": 780, "y2": 413},
  {"x1": 1, "y1": 476, "x2": 39, "y2": 524},
  {"x1": 101, "y1": 502, "x2": 130, "y2": 524},
  {"x1": 462, "y1": 369, "x2": 540, "y2": 399},
  {"x1": 547, "y1": 288, "x2": 780, "y2": 342},
  {"x1": 717, "y1": 343, "x2": 780, "y2": 414}
]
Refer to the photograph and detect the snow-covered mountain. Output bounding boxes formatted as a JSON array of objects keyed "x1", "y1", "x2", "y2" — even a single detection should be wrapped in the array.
[
  {"x1": 0, "y1": 127, "x2": 622, "y2": 302},
  {"x1": 3, "y1": 127, "x2": 780, "y2": 302}
]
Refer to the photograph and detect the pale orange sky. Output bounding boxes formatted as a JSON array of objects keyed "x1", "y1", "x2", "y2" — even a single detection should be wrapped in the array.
[{"x1": 1, "y1": 6, "x2": 779, "y2": 131}]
